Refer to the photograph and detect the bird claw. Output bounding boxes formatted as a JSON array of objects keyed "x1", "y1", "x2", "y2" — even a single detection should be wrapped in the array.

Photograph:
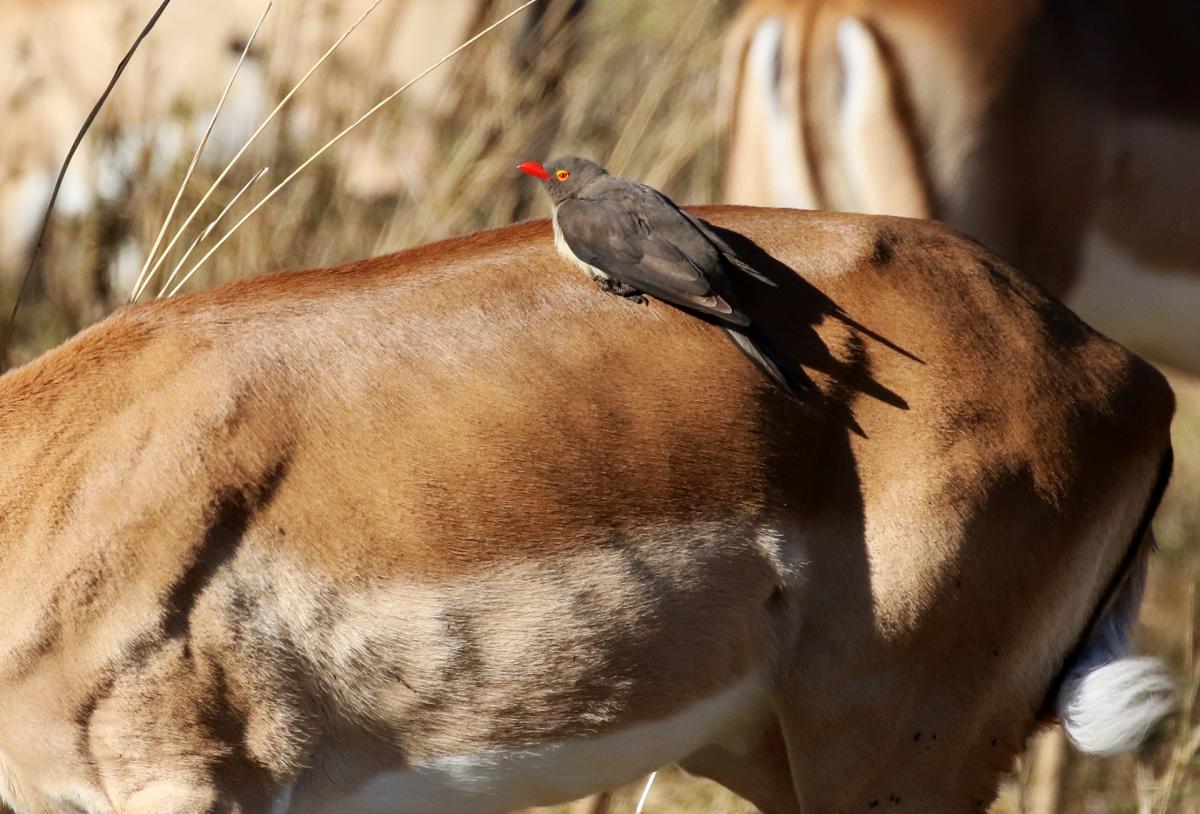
[{"x1": 599, "y1": 279, "x2": 647, "y2": 304}]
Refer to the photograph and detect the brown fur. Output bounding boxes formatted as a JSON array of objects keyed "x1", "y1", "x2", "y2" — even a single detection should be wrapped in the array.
[{"x1": 0, "y1": 207, "x2": 1174, "y2": 812}]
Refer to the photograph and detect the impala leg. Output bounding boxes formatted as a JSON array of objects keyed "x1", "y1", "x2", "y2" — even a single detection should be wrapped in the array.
[
  {"x1": 1026, "y1": 728, "x2": 1068, "y2": 814},
  {"x1": 679, "y1": 720, "x2": 802, "y2": 814},
  {"x1": 832, "y1": 17, "x2": 931, "y2": 219}
]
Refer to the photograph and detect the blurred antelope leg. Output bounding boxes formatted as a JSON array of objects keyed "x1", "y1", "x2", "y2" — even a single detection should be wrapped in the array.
[
  {"x1": 1027, "y1": 728, "x2": 1068, "y2": 814},
  {"x1": 833, "y1": 17, "x2": 930, "y2": 218},
  {"x1": 680, "y1": 727, "x2": 801, "y2": 814}
]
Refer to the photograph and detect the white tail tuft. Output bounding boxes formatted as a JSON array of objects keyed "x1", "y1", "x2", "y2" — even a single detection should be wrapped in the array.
[
  {"x1": 1058, "y1": 656, "x2": 1176, "y2": 755},
  {"x1": 1055, "y1": 530, "x2": 1176, "y2": 755}
]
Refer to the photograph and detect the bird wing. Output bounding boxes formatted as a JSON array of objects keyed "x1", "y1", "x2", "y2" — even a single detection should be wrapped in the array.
[
  {"x1": 611, "y1": 182, "x2": 777, "y2": 288},
  {"x1": 556, "y1": 193, "x2": 750, "y2": 327},
  {"x1": 678, "y1": 209, "x2": 778, "y2": 287}
]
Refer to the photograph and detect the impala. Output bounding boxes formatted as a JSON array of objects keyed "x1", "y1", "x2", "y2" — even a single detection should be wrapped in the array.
[
  {"x1": 0, "y1": 206, "x2": 1175, "y2": 813},
  {"x1": 722, "y1": 0, "x2": 1200, "y2": 374}
]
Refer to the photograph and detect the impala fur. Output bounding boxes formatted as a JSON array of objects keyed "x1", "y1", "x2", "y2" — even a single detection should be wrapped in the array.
[
  {"x1": 0, "y1": 207, "x2": 1175, "y2": 813},
  {"x1": 722, "y1": 0, "x2": 1200, "y2": 373}
]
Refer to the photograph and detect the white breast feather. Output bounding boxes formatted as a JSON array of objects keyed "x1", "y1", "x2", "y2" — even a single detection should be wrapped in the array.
[{"x1": 553, "y1": 207, "x2": 610, "y2": 282}]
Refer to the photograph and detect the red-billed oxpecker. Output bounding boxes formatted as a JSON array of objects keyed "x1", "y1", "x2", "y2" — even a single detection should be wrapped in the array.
[{"x1": 518, "y1": 156, "x2": 802, "y2": 396}]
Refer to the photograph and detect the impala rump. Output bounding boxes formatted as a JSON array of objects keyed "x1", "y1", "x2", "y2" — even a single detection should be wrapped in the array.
[{"x1": 1054, "y1": 449, "x2": 1176, "y2": 755}]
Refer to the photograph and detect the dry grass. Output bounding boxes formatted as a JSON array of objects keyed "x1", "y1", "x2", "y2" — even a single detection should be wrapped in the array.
[{"x1": 0, "y1": 0, "x2": 1198, "y2": 812}]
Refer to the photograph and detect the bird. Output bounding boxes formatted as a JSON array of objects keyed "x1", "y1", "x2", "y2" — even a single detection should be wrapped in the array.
[{"x1": 518, "y1": 155, "x2": 804, "y2": 397}]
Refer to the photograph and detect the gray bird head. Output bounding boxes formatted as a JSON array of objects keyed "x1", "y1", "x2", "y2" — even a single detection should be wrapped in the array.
[{"x1": 517, "y1": 156, "x2": 608, "y2": 205}]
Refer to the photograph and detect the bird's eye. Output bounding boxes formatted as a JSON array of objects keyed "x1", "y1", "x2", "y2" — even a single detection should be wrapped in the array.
[{"x1": 556, "y1": 169, "x2": 570, "y2": 181}]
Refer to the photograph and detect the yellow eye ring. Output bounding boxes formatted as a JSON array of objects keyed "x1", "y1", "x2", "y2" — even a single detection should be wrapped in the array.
[{"x1": 555, "y1": 169, "x2": 570, "y2": 181}]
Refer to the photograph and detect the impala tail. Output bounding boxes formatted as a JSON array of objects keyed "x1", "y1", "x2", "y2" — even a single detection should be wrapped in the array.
[{"x1": 1056, "y1": 449, "x2": 1177, "y2": 755}]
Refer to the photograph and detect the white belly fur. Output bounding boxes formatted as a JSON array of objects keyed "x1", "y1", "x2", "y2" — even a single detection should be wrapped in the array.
[
  {"x1": 553, "y1": 207, "x2": 610, "y2": 282},
  {"x1": 286, "y1": 673, "x2": 767, "y2": 814}
]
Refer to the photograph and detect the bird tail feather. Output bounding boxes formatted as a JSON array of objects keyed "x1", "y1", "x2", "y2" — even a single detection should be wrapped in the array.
[
  {"x1": 722, "y1": 327, "x2": 807, "y2": 398},
  {"x1": 722, "y1": 252, "x2": 778, "y2": 287},
  {"x1": 680, "y1": 210, "x2": 778, "y2": 287}
]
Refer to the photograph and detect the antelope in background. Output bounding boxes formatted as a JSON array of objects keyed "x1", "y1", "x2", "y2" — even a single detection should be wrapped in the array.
[
  {"x1": 722, "y1": 0, "x2": 1200, "y2": 375},
  {"x1": 0, "y1": 205, "x2": 1176, "y2": 812},
  {"x1": 0, "y1": 0, "x2": 489, "y2": 281}
]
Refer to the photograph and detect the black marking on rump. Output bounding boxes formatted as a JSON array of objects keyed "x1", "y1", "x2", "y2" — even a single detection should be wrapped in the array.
[
  {"x1": 162, "y1": 458, "x2": 290, "y2": 640},
  {"x1": 870, "y1": 231, "x2": 898, "y2": 267},
  {"x1": 73, "y1": 457, "x2": 290, "y2": 776}
]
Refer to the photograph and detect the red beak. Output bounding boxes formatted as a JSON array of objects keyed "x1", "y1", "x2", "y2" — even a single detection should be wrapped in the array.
[{"x1": 518, "y1": 161, "x2": 551, "y2": 182}]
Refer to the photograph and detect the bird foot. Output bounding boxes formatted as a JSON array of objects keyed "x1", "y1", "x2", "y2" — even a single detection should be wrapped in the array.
[{"x1": 598, "y1": 278, "x2": 647, "y2": 304}]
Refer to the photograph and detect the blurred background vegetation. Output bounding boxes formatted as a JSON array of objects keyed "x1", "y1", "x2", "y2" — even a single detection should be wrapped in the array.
[{"x1": 0, "y1": 0, "x2": 1197, "y2": 811}]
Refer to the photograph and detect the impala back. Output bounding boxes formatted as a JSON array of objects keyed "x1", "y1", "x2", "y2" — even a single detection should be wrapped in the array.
[{"x1": 0, "y1": 207, "x2": 1175, "y2": 812}]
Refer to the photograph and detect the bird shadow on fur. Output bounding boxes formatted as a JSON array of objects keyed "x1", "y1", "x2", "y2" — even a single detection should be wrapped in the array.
[{"x1": 701, "y1": 220, "x2": 922, "y2": 437}]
